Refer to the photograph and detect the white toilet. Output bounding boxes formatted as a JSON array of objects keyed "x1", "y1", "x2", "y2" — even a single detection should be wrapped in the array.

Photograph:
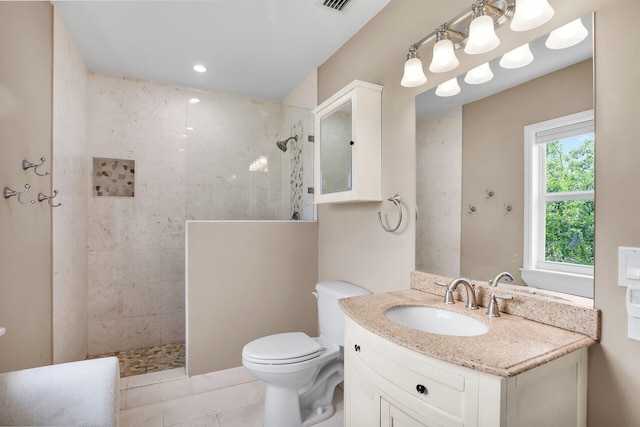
[{"x1": 242, "y1": 281, "x2": 371, "y2": 427}]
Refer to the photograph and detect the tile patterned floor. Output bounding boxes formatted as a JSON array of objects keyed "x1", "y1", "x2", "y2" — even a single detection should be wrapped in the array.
[
  {"x1": 119, "y1": 367, "x2": 344, "y2": 427},
  {"x1": 88, "y1": 342, "x2": 185, "y2": 377}
]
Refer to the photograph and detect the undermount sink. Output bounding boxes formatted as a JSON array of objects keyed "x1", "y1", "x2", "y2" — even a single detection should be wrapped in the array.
[{"x1": 385, "y1": 305, "x2": 488, "y2": 336}]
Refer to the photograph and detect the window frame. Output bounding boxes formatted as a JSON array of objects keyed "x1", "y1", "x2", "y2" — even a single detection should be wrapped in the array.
[{"x1": 522, "y1": 109, "x2": 594, "y2": 298}]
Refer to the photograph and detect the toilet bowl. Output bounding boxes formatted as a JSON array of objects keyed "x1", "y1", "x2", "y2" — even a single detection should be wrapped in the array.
[{"x1": 241, "y1": 281, "x2": 370, "y2": 427}]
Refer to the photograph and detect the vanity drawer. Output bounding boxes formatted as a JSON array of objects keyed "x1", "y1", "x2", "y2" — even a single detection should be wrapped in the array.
[{"x1": 346, "y1": 319, "x2": 477, "y2": 425}]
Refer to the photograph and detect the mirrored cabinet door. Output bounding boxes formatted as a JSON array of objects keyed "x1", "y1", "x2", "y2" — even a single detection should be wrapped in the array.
[
  {"x1": 313, "y1": 80, "x2": 382, "y2": 204},
  {"x1": 319, "y1": 99, "x2": 353, "y2": 195}
]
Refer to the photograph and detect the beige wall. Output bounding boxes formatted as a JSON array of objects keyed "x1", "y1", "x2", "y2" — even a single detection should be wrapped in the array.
[
  {"x1": 461, "y1": 60, "x2": 593, "y2": 284},
  {"x1": 186, "y1": 221, "x2": 319, "y2": 376},
  {"x1": 52, "y1": 9, "x2": 89, "y2": 364},
  {"x1": 318, "y1": 0, "x2": 640, "y2": 424},
  {"x1": 0, "y1": 2, "x2": 53, "y2": 371}
]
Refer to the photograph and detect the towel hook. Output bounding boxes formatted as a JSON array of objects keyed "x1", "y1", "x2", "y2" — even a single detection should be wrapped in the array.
[
  {"x1": 378, "y1": 194, "x2": 402, "y2": 233},
  {"x1": 22, "y1": 157, "x2": 49, "y2": 177},
  {"x1": 3, "y1": 184, "x2": 35, "y2": 206},
  {"x1": 38, "y1": 190, "x2": 61, "y2": 207}
]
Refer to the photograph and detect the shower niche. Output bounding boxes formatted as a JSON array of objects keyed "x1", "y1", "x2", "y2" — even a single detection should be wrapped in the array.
[
  {"x1": 312, "y1": 80, "x2": 382, "y2": 204},
  {"x1": 93, "y1": 157, "x2": 135, "y2": 197}
]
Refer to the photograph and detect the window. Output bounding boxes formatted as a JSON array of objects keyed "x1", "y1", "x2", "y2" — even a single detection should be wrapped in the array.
[{"x1": 522, "y1": 110, "x2": 594, "y2": 298}]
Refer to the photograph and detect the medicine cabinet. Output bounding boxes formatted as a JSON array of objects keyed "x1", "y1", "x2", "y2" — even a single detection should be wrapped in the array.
[{"x1": 312, "y1": 80, "x2": 382, "y2": 204}]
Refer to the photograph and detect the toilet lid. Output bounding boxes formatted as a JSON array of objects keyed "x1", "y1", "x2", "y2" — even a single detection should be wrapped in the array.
[{"x1": 242, "y1": 332, "x2": 323, "y2": 364}]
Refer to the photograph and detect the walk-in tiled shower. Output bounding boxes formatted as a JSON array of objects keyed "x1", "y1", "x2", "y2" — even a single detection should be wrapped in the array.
[{"x1": 86, "y1": 73, "x2": 314, "y2": 372}]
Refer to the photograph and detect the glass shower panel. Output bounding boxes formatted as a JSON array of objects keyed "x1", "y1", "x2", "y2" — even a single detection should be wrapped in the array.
[{"x1": 184, "y1": 92, "x2": 314, "y2": 221}]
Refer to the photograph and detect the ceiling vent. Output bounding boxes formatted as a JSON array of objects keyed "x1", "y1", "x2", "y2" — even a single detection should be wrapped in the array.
[{"x1": 319, "y1": 0, "x2": 353, "y2": 13}]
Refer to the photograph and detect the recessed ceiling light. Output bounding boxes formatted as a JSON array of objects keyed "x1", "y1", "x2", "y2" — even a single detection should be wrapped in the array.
[
  {"x1": 188, "y1": 98, "x2": 200, "y2": 104},
  {"x1": 193, "y1": 64, "x2": 207, "y2": 73}
]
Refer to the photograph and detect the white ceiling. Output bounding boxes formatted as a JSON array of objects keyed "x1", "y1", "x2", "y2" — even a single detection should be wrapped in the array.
[{"x1": 52, "y1": 0, "x2": 390, "y2": 101}]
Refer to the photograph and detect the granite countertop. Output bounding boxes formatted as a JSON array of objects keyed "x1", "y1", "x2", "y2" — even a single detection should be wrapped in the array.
[{"x1": 339, "y1": 288, "x2": 597, "y2": 378}]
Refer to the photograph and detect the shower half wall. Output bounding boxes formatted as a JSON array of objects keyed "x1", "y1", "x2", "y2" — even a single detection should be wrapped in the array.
[{"x1": 87, "y1": 73, "x2": 314, "y2": 355}]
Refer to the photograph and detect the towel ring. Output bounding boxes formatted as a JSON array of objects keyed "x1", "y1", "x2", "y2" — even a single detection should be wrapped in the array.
[{"x1": 378, "y1": 195, "x2": 402, "y2": 233}]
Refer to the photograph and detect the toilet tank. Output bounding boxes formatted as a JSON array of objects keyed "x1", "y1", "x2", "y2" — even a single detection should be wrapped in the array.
[{"x1": 315, "y1": 281, "x2": 371, "y2": 346}]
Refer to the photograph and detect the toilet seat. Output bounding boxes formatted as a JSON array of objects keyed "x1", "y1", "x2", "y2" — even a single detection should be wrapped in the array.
[{"x1": 242, "y1": 332, "x2": 324, "y2": 365}]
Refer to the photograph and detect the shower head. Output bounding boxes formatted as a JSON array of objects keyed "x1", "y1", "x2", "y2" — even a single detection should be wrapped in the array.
[{"x1": 276, "y1": 135, "x2": 298, "y2": 152}]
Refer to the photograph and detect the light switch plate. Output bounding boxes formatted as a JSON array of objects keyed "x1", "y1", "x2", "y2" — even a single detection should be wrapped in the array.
[{"x1": 619, "y1": 247, "x2": 640, "y2": 287}]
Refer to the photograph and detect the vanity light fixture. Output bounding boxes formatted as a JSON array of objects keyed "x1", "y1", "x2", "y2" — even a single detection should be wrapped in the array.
[
  {"x1": 499, "y1": 42, "x2": 534, "y2": 68},
  {"x1": 510, "y1": 0, "x2": 554, "y2": 32},
  {"x1": 464, "y1": 62, "x2": 494, "y2": 84},
  {"x1": 400, "y1": 0, "x2": 514, "y2": 88},
  {"x1": 400, "y1": 47, "x2": 428, "y2": 88},
  {"x1": 545, "y1": 18, "x2": 588, "y2": 50},
  {"x1": 464, "y1": 1, "x2": 501, "y2": 55},
  {"x1": 193, "y1": 64, "x2": 207, "y2": 73},
  {"x1": 435, "y1": 77, "x2": 461, "y2": 97}
]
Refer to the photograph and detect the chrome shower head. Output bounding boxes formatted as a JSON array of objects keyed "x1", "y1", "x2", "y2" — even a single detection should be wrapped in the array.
[{"x1": 276, "y1": 135, "x2": 298, "y2": 152}]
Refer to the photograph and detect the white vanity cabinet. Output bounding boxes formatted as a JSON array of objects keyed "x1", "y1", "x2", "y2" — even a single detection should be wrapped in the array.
[
  {"x1": 312, "y1": 80, "x2": 382, "y2": 204},
  {"x1": 344, "y1": 317, "x2": 588, "y2": 427}
]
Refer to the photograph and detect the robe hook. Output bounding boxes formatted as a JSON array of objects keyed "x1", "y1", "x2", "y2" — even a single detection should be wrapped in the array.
[
  {"x1": 3, "y1": 184, "x2": 35, "y2": 206},
  {"x1": 22, "y1": 157, "x2": 49, "y2": 177},
  {"x1": 38, "y1": 190, "x2": 62, "y2": 207}
]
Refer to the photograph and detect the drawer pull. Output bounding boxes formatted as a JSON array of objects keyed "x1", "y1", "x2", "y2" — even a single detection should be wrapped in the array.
[
  {"x1": 416, "y1": 384, "x2": 427, "y2": 394},
  {"x1": 354, "y1": 344, "x2": 361, "y2": 352}
]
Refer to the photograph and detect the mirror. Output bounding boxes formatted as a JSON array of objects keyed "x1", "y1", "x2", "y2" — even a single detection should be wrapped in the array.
[
  {"x1": 415, "y1": 14, "x2": 594, "y2": 304},
  {"x1": 320, "y1": 100, "x2": 353, "y2": 195}
]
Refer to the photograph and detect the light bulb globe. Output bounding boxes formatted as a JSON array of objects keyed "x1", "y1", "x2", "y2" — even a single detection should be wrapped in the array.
[
  {"x1": 499, "y1": 43, "x2": 534, "y2": 69},
  {"x1": 464, "y1": 15, "x2": 501, "y2": 55},
  {"x1": 510, "y1": 0, "x2": 555, "y2": 31},
  {"x1": 545, "y1": 19, "x2": 588, "y2": 50},
  {"x1": 435, "y1": 77, "x2": 461, "y2": 97},
  {"x1": 464, "y1": 62, "x2": 494, "y2": 85},
  {"x1": 429, "y1": 39, "x2": 460, "y2": 73},
  {"x1": 401, "y1": 56, "x2": 427, "y2": 87}
]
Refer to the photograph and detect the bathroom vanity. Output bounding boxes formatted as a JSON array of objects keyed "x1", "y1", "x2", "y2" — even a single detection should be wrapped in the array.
[{"x1": 340, "y1": 272, "x2": 599, "y2": 427}]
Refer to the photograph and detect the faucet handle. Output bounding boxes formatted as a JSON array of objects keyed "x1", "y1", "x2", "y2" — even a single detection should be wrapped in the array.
[
  {"x1": 435, "y1": 281, "x2": 455, "y2": 304},
  {"x1": 486, "y1": 293, "x2": 513, "y2": 317}
]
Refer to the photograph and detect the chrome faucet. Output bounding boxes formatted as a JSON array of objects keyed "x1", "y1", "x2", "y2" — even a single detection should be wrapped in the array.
[
  {"x1": 440, "y1": 278, "x2": 479, "y2": 310},
  {"x1": 489, "y1": 271, "x2": 514, "y2": 287}
]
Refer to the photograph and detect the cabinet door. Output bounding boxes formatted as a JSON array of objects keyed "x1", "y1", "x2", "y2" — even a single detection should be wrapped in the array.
[
  {"x1": 345, "y1": 358, "x2": 380, "y2": 427},
  {"x1": 381, "y1": 399, "x2": 428, "y2": 427},
  {"x1": 319, "y1": 98, "x2": 353, "y2": 196},
  {"x1": 312, "y1": 79, "x2": 382, "y2": 203}
]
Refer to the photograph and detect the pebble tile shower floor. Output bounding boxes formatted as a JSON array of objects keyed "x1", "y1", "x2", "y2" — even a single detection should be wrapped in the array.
[{"x1": 88, "y1": 342, "x2": 185, "y2": 377}]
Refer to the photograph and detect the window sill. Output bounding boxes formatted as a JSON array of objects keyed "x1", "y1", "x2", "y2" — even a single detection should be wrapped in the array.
[{"x1": 520, "y1": 267, "x2": 593, "y2": 299}]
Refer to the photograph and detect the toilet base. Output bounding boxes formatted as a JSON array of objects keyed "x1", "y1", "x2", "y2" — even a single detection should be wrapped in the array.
[
  {"x1": 299, "y1": 359, "x2": 343, "y2": 427},
  {"x1": 261, "y1": 359, "x2": 344, "y2": 427},
  {"x1": 264, "y1": 385, "x2": 302, "y2": 427}
]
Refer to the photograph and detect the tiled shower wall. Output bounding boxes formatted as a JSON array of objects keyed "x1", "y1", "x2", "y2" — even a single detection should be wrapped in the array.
[
  {"x1": 415, "y1": 107, "x2": 462, "y2": 278},
  {"x1": 87, "y1": 72, "x2": 313, "y2": 355}
]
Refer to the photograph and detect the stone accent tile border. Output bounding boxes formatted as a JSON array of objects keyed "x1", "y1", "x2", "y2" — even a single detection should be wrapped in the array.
[
  {"x1": 410, "y1": 271, "x2": 601, "y2": 341},
  {"x1": 88, "y1": 342, "x2": 185, "y2": 377}
]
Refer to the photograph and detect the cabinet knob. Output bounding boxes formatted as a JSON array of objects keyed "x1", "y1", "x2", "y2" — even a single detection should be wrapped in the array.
[
  {"x1": 349, "y1": 140, "x2": 354, "y2": 146},
  {"x1": 354, "y1": 344, "x2": 361, "y2": 352},
  {"x1": 416, "y1": 384, "x2": 427, "y2": 394}
]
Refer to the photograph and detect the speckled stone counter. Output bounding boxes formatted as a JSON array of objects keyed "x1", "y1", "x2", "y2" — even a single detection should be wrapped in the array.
[{"x1": 340, "y1": 285, "x2": 598, "y2": 378}]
